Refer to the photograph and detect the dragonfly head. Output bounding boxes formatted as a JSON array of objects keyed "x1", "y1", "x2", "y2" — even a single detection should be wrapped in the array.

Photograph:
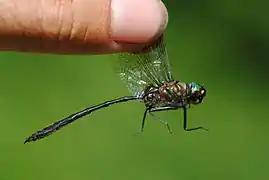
[{"x1": 188, "y1": 82, "x2": 206, "y2": 105}]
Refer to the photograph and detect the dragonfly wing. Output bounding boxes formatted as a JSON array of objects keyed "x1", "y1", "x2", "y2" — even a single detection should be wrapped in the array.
[
  {"x1": 115, "y1": 35, "x2": 174, "y2": 97},
  {"x1": 117, "y1": 53, "x2": 153, "y2": 97}
]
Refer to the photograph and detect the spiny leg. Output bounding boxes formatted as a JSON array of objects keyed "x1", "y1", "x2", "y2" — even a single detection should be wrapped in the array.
[
  {"x1": 149, "y1": 106, "x2": 179, "y2": 134},
  {"x1": 183, "y1": 107, "x2": 209, "y2": 132},
  {"x1": 148, "y1": 112, "x2": 173, "y2": 134},
  {"x1": 139, "y1": 106, "x2": 175, "y2": 134},
  {"x1": 150, "y1": 103, "x2": 208, "y2": 132}
]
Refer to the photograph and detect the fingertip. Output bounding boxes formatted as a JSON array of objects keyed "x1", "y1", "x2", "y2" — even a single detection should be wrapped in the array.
[{"x1": 111, "y1": 0, "x2": 168, "y2": 43}]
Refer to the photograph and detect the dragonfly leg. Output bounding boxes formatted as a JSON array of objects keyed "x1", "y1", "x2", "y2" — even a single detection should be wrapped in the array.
[
  {"x1": 141, "y1": 108, "x2": 149, "y2": 132},
  {"x1": 149, "y1": 106, "x2": 178, "y2": 134},
  {"x1": 150, "y1": 104, "x2": 208, "y2": 132},
  {"x1": 140, "y1": 106, "x2": 177, "y2": 133},
  {"x1": 183, "y1": 107, "x2": 209, "y2": 132},
  {"x1": 149, "y1": 105, "x2": 179, "y2": 112},
  {"x1": 148, "y1": 111, "x2": 173, "y2": 134}
]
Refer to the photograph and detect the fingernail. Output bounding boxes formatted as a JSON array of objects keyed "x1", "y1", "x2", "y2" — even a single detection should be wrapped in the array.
[{"x1": 111, "y1": 0, "x2": 168, "y2": 43}]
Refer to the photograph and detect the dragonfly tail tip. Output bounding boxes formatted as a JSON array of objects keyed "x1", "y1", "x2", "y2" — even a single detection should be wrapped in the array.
[
  {"x1": 24, "y1": 137, "x2": 31, "y2": 144},
  {"x1": 24, "y1": 134, "x2": 37, "y2": 144}
]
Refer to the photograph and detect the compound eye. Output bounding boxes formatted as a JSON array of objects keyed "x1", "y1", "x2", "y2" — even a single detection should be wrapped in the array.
[{"x1": 191, "y1": 92, "x2": 198, "y2": 101}]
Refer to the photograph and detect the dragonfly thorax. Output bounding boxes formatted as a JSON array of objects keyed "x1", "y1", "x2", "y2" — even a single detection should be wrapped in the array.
[
  {"x1": 143, "y1": 81, "x2": 188, "y2": 107},
  {"x1": 142, "y1": 81, "x2": 206, "y2": 108}
]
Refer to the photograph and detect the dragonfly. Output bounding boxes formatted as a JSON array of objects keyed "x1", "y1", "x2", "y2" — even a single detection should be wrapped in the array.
[{"x1": 24, "y1": 34, "x2": 208, "y2": 144}]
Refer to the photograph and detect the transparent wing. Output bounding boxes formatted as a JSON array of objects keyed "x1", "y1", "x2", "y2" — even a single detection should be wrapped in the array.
[{"x1": 115, "y1": 35, "x2": 174, "y2": 97}]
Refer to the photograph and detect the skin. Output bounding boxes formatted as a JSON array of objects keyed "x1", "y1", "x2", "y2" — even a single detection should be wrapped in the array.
[{"x1": 0, "y1": 0, "x2": 168, "y2": 55}]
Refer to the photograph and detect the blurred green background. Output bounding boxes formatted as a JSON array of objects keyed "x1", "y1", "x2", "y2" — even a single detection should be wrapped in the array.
[{"x1": 1, "y1": 0, "x2": 269, "y2": 180}]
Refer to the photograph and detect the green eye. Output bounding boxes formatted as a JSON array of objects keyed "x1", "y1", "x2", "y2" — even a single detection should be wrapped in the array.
[{"x1": 192, "y1": 83, "x2": 201, "y2": 91}]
